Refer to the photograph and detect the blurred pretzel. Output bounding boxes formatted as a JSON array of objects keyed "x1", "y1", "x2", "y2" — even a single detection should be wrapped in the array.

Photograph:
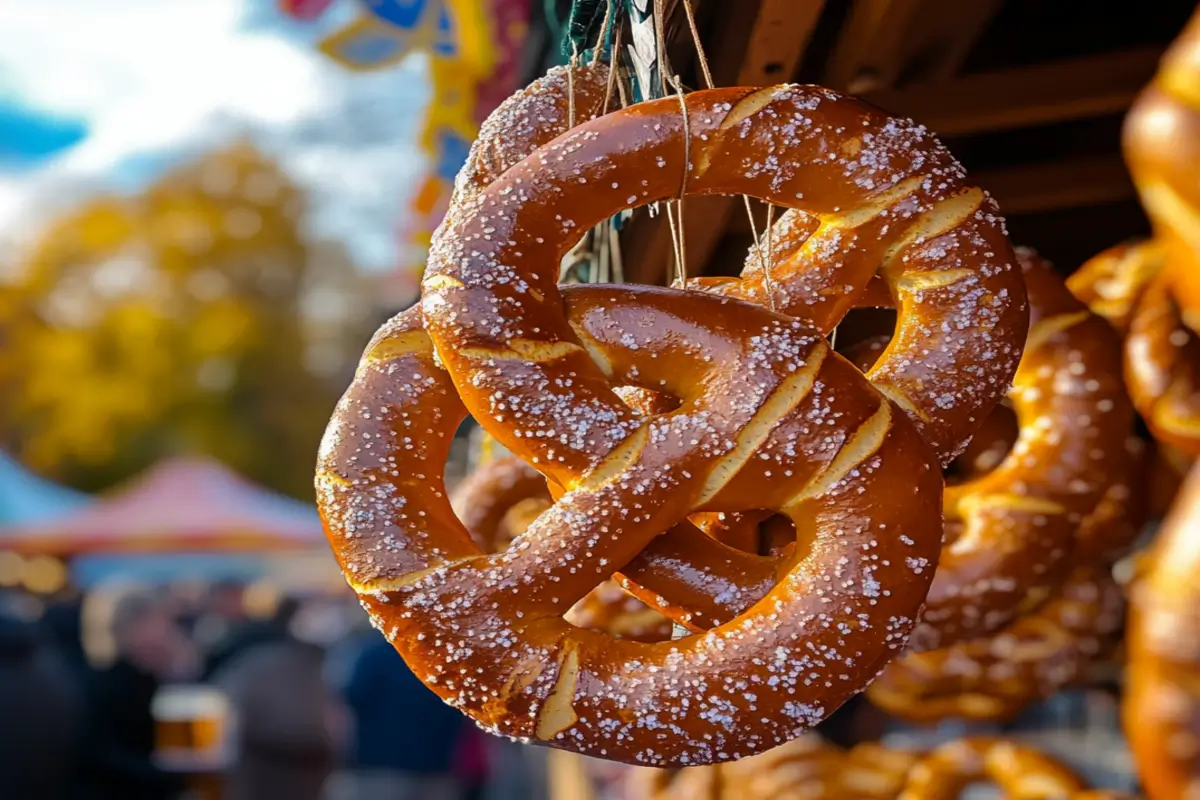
[
  {"x1": 868, "y1": 565, "x2": 1125, "y2": 724},
  {"x1": 1126, "y1": 465, "x2": 1200, "y2": 800},
  {"x1": 898, "y1": 738, "x2": 1091, "y2": 799},
  {"x1": 845, "y1": 250, "x2": 1133, "y2": 650},
  {"x1": 451, "y1": 456, "x2": 552, "y2": 552},
  {"x1": 1122, "y1": 8, "x2": 1200, "y2": 457},
  {"x1": 1068, "y1": 240, "x2": 1165, "y2": 335}
]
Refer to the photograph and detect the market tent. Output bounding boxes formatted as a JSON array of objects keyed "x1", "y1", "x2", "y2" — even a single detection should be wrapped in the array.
[
  {"x1": 0, "y1": 450, "x2": 91, "y2": 526},
  {"x1": 1, "y1": 456, "x2": 324, "y2": 554}
]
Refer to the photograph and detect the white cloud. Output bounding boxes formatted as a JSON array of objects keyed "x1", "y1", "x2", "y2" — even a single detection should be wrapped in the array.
[{"x1": 0, "y1": 0, "x2": 432, "y2": 271}]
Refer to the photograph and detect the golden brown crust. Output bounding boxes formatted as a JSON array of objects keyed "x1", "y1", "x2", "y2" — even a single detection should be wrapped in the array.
[
  {"x1": 685, "y1": 104, "x2": 1029, "y2": 467},
  {"x1": 897, "y1": 738, "x2": 1089, "y2": 799},
  {"x1": 344, "y1": 79, "x2": 976, "y2": 765},
  {"x1": 843, "y1": 250, "x2": 1133, "y2": 650},
  {"x1": 450, "y1": 457, "x2": 551, "y2": 551},
  {"x1": 1122, "y1": 9, "x2": 1200, "y2": 457},
  {"x1": 1067, "y1": 240, "x2": 1164, "y2": 335},
  {"x1": 1126, "y1": 463, "x2": 1200, "y2": 800},
  {"x1": 868, "y1": 565, "x2": 1125, "y2": 725}
]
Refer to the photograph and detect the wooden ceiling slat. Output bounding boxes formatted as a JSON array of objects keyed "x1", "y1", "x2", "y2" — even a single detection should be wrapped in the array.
[
  {"x1": 970, "y1": 155, "x2": 1134, "y2": 216},
  {"x1": 622, "y1": 0, "x2": 825, "y2": 284},
  {"x1": 737, "y1": 0, "x2": 826, "y2": 85},
  {"x1": 821, "y1": 0, "x2": 1002, "y2": 92},
  {"x1": 863, "y1": 47, "x2": 1162, "y2": 137}
]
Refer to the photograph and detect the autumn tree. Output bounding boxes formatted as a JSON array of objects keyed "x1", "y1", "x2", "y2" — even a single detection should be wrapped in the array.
[{"x1": 0, "y1": 140, "x2": 375, "y2": 498}]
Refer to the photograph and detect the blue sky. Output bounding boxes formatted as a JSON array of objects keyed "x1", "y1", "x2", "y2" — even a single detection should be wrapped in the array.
[{"x1": 0, "y1": 0, "x2": 432, "y2": 271}]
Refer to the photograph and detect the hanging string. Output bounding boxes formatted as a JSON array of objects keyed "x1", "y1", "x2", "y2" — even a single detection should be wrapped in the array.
[
  {"x1": 590, "y1": 0, "x2": 616, "y2": 66},
  {"x1": 680, "y1": 1, "x2": 713, "y2": 89},
  {"x1": 667, "y1": 74, "x2": 691, "y2": 286}
]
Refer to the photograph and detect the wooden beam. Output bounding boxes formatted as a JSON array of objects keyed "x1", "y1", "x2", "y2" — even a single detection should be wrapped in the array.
[
  {"x1": 824, "y1": 0, "x2": 1002, "y2": 92},
  {"x1": 863, "y1": 47, "x2": 1162, "y2": 137},
  {"x1": 737, "y1": 0, "x2": 826, "y2": 85},
  {"x1": 976, "y1": 156, "x2": 1134, "y2": 217},
  {"x1": 623, "y1": 0, "x2": 826, "y2": 283}
]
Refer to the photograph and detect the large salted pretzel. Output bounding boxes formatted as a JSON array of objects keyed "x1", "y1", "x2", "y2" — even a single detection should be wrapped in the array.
[
  {"x1": 319, "y1": 63, "x2": 1025, "y2": 763},
  {"x1": 1122, "y1": 8, "x2": 1200, "y2": 457},
  {"x1": 898, "y1": 738, "x2": 1136, "y2": 800},
  {"x1": 845, "y1": 249, "x2": 1133, "y2": 650},
  {"x1": 1126, "y1": 463, "x2": 1200, "y2": 800}
]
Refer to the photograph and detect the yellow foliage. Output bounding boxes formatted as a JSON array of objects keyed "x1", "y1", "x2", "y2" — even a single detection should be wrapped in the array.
[{"x1": 0, "y1": 141, "x2": 372, "y2": 497}]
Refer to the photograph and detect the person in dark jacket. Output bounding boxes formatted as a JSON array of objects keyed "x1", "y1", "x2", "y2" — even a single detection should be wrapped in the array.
[
  {"x1": 214, "y1": 638, "x2": 345, "y2": 800},
  {"x1": 328, "y1": 633, "x2": 468, "y2": 800},
  {"x1": 0, "y1": 611, "x2": 82, "y2": 799},
  {"x1": 72, "y1": 590, "x2": 191, "y2": 800}
]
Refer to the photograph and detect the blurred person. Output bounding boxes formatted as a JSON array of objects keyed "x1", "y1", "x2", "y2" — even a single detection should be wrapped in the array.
[
  {"x1": 72, "y1": 589, "x2": 195, "y2": 800},
  {"x1": 43, "y1": 596, "x2": 88, "y2": 672},
  {"x1": 0, "y1": 605, "x2": 82, "y2": 799},
  {"x1": 326, "y1": 632, "x2": 468, "y2": 800},
  {"x1": 214, "y1": 637, "x2": 346, "y2": 800},
  {"x1": 199, "y1": 592, "x2": 297, "y2": 681}
]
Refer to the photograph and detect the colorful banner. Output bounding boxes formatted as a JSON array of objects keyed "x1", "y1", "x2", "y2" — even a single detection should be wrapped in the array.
[
  {"x1": 317, "y1": 15, "x2": 425, "y2": 71},
  {"x1": 278, "y1": 0, "x2": 336, "y2": 20}
]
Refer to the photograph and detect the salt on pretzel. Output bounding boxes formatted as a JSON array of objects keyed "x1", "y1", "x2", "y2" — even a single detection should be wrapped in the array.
[
  {"x1": 680, "y1": 122, "x2": 1028, "y2": 468},
  {"x1": 1126, "y1": 463, "x2": 1200, "y2": 800},
  {"x1": 845, "y1": 250, "x2": 1132, "y2": 649},
  {"x1": 427, "y1": 80, "x2": 1026, "y2": 637},
  {"x1": 867, "y1": 565, "x2": 1125, "y2": 725},
  {"x1": 452, "y1": 457, "x2": 672, "y2": 642},
  {"x1": 1122, "y1": 8, "x2": 1200, "y2": 456},
  {"x1": 329, "y1": 76, "x2": 986, "y2": 764},
  {"x1": 322, "y1": 285, "x2": 943, "y2": 765}
]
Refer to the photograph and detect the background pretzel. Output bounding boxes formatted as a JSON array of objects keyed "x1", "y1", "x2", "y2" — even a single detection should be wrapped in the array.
[
  {"x1": 867, "y1": 565, "x2": 1125, "y2": 725},
  {"x1": 897, "y1": 737, "x2": 1096, "y2": 800},
  {"x1": 1068, "y1": 241, "x2": 1164, "y2": 336},
  {"x1": 451, "y1": 456, "x2": 552, "y2": 551},
  {"x1": 1122, "y1": 7, "x2": 1200, "y2": 457},
  {"x1": 633, "y1": 736, "x2": 917, "y2": 800},
  {"x1": 843, "y1": 249, "x2": 1132, "y2": 650},
  {"x1": 1126, "y1": 464, "x2": 1200, "y2": 800}
]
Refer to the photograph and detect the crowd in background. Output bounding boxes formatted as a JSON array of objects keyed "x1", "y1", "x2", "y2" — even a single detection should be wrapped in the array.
[{"x1": 0, "y1": 581, "x2": 543, "y2": 800}]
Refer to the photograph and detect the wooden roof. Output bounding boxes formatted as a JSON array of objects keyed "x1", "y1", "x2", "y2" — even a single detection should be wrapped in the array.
[{"x1": 528, "y1": 0, "x2": 1198, "y2": 281}]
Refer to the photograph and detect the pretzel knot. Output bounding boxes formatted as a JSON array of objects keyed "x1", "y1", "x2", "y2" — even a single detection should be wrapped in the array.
[
  {"x1": 452, "y1": 457, "x2": 673, "y2": 643},
  {"x1": 846, "y1": 250, "x2": 1133, "y2": 650},
  {"x1": 897, "y1": 738, "x2": 1124, "y2": 800}
]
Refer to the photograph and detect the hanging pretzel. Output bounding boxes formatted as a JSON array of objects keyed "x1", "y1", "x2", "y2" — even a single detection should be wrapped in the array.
[
  {"x1": 329, "y1": 77, "x2": 1029, "y2": 764},
  {"x1": 1126, "y1": 463, "x2": 1200, "y2": 800},
  {"x1": 867, "y1": 565, "x2": 1125, "y2": 725},
  {"x1": 1122, "y1": 8, "x2": 1200, "y2": 457},
  {"x1": 1067, "y1": 240, "x2": 1164, "y2": 335},
  {"x1": 634, "y1": 736, "x2": 917, "y2": 800},
  {"x1": 897, "y1": 738, "x2": 1119, "y2": 800},
  {"x1": 844, "y1": 249, "x2": 1133, "y2": 649}
]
